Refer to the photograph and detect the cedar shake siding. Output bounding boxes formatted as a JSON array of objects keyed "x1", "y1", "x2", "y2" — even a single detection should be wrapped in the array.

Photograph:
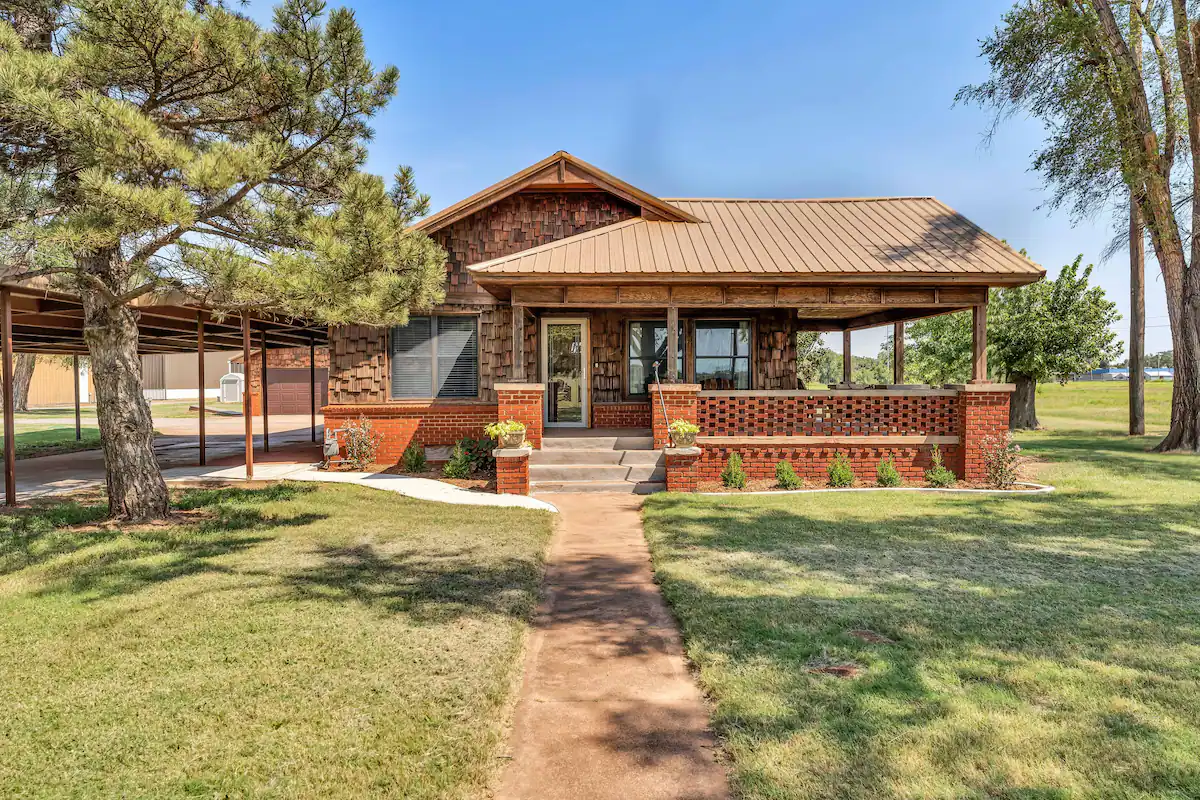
[{"x1": 432, "y1": 191, "x2": 640, "y2": 306}]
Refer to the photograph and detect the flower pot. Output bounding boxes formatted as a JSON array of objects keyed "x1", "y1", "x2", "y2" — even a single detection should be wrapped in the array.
[
  {"x1": 671, "y1": 430, "x2": 697, "y2": 448},
  {"x1": 499, "y1": 430, "x2": 526, "y2": 449}
]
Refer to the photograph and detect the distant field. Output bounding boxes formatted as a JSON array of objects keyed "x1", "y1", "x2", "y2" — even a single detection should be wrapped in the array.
[{"x1": 1035, "y1": 380, "x2": 1173, "y2": 433}]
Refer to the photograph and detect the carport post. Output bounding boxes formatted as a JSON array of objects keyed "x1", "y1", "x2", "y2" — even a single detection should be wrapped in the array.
[
  {"x1": 1, "y1": 288, "x2": 15, "y2": 506},
  {"x1": 72, "y1": 354, "x2": 81, "y2": 440},
  {"x1": 197, "y1": 312, "x2": 206, "y2": 466},
  {"x1": 260, "y1": 330, "x2": 269, "y2": 453},
  {"x1": 241, "y1": 312, "x2": 254, "y2": 480},
  {"x1": 309, "y1": 335, "x2": 316, "y2": 443}
]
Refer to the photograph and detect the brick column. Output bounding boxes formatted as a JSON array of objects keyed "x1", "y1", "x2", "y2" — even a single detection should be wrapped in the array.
[
  {"x1": 649, "y1": 384, "x2": 701, "y2": 449},
  {"x1": 494, "y1": 446, "x2": 531, "y2": 495},
  {"x1": 496, "y1": 383, "x2": 545, "y2": 449},
  {"x1": 664, "y1": 446, "x2": 702, "y2": 492},
  {"x1": 951, "y1": 384, "x2": 1014, "y2": 482}
]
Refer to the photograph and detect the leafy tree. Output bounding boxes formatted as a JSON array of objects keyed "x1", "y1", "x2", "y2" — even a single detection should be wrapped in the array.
[
  {"x1": 960, "y1": 0, "x2": 1199, "y2": 452},
  {"x1": 907, "y1": 258, "x2": 1121, "y2": 428},
  {"x1": 0, "y1": 0, "x2": 445, "y2": 518},
  {"x1": 795, "y1": 331, "x2": 824, "y2": 387}
]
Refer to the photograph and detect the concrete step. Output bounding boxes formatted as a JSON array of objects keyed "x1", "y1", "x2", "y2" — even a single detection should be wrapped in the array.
[
  {"x1": 531, "y1": 480, "x2": 666, "y2": 495},
  {"x1": 529, "y1": 464, "x2": 666, "y2": 483},
  {"x1": 542, "y1": 436, "x2": 654, "y2": 451},
  {"x1": 529, "y1": 449, "x2": 664, "y2": 466}
]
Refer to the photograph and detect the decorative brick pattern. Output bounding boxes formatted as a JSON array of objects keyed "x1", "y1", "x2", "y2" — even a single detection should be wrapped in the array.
[
  {"x1": 699, "y1": 394, "x2": 959, "y2": 437},
  {"x1": 593, "y1": 402, "x2": 651, "y2": 429},
  {"x1": 322, "y1": 402, "x2": 497, "y2": 464},
  {"x1": 496, "y1": 384, "x2": 545, "y2": 449},
  {"x1": 958, "y1": 389, "x2": 1012, "y2": 482},
  {"x1": 650, "y1": 384, "x2": 701, "y2": 448},
  {"x1": 495, "y1": 451, "x2": 531, "y2": 495}
]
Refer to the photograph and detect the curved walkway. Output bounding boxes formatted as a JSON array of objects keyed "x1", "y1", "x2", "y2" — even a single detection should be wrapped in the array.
[{"x1": 496, "y1": 494, "x2": 728, "y2": 800}]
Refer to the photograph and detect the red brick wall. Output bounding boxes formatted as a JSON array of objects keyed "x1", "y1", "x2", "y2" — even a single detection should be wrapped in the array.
[
  {"x1": 496, "y1": 453, "x2": 530, "y2": 495},
  {"x1": 688, "y1": 445, "x2": 962, "y2": 485},
  {"x1": 650, "y1": 385, "x2": 701, "y2": 448},
  {"x1": 958, "y1": 389, "x2": 1012, "y2": 482},
  {"x1": 665, "y1": 450, "x2": 703, "y2": 492},
  {"x1": 698, "y1": 392, "x2": 959, "y2": 437},
  {"x1": 496, "y1": 385, "x2": 544, "y2": 449},
  {"x1": 593, "y1": 402, "x2": 652, "y2": 429},
  {"x1": 322, "y1": 402, "x2": 498, "y2": 464}
]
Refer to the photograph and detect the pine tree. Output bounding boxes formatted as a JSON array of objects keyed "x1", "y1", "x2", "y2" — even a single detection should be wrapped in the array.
[{"x1": 0, "y1": 0, "x2": 446, "y2": 519}]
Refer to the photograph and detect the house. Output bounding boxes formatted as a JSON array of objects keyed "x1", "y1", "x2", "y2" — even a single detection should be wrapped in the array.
[
  {"x1": 322, "y1": 152, "x2": 1044, "y2": 494},
  {"x1": 1078, "y1": 367, "x2": 1130, "y2": 381}
]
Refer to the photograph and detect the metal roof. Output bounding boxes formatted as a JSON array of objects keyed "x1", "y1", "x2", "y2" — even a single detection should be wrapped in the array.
[{"x1": 466, "y1": 197, "x2": 1044, "y2": 283}]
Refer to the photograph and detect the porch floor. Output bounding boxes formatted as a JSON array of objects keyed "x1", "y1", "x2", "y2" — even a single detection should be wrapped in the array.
[{"x1": 543, "y1": 427, "x2": 651, "y2": 438}]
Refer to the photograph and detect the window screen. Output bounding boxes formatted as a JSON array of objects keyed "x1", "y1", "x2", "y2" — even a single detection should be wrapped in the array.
[{"x1": 390, "y1": 316, "x2": 478, "y2": 399}]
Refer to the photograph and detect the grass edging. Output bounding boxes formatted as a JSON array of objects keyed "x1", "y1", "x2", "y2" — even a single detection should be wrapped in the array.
[{"x1": 695, "y1": 480, "x2": 1055, "y2": 496}]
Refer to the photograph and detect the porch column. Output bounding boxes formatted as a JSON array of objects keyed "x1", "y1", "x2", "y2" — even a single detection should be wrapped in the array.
[
  {"x1": 1, "y1": 287, "x2": 14, "y2": 506},
  {"x1": 241, "y1": 312, "x2": 254, "y2": 480},
  {"x1": 971, "y1": 302, "x2": 988, "y2": 383},
  {"x1": 512, "y1": 304, "x2": 524, "y2": 381},
  {"x1": 197, "y1": 311, "x2": 206, "y2": 466},
  {"x1": 496, "y1": 383, "x2": 544, "y2": 449},
  {"x1": 842, "y1": 330, "x2": 852, "y2": 384},
  {"x1": 893, "y1": 321, "x2": 905, "y2": 385},
  {"x1": 666, "y1": 305, "x2": 679, "y2": 382}
]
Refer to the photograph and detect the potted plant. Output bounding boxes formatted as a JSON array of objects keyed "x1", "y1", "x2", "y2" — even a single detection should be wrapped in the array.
[
  {"x1": 484, "y1": 419, "x2": 527, "y2": 449},
  {"x1": 668, "y1": 419, "x2": 700, "y2": 448}
]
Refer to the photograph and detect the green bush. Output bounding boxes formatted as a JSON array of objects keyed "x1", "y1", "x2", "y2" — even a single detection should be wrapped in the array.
[
  {"x1": 876, "y1": 456, "x2": 902, "y2": 487},
  {"x1": 400, "y1": 442, "x2": 426, "y2": 473},
  {"x1": 342, "y1": 416, "x2": 384, "y2": 470},
  {"x1": 827, "y1": 452, "x2": 854, "y2": 488},
  {"x1": 925, "y1": 445, "x2": 957, "y2": 488},
  {"x1": 442, "y1": 443, "x2": 473, "y2": 479},
  {"x1": 720, "y1": 452, "x2": 747, "y2": 489},
  {"x1": 460, "y1": 436, "x2": 496, "y2": 473},
  {"x1": 775, "y1": 460, "x2": 803, "y2": 489}
]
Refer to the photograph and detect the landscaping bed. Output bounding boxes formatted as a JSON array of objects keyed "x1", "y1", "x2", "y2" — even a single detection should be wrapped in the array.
[{"x1": 0, "y1": 482, "x2": 553, "y2": 798}]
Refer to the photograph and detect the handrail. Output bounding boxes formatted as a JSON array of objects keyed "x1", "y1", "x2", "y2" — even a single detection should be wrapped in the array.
[{"x1": 651, "y1": 361, "x2": 672, "y2": 447}]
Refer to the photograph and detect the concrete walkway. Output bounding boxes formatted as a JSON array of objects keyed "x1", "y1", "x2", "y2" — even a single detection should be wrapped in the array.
[{"x1": 496, "y1": 494, "x2": 728, "y2": 800}]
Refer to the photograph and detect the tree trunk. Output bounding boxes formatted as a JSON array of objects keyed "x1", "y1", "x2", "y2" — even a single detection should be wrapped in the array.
[
  {"x1": 1010, "y1": 372, "x2": 1039, "y2": 430},
  {"x1": 79, "y1": 253, "x2": 170, "y2": 520},
  {"x1": 1154, "y1": 272, "x2": 1200, "y2": 452},
  {"x1": 1130, "y1": 198, "x2": 1146, "y2": 436},
  {"x1": 12, "y1": 354, "x2": 36, "y2": 412}
]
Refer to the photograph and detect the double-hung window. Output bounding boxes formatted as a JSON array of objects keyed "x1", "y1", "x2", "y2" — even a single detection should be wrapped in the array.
[
  {"x1": 391, "y1": 316, "x2": 479, "y2": 399},
  {"x1": 693, "y1": 320, "x2": 751, "y2": 390},
  {"x1": 627, "y1": 320, "x2": 685, "y2": 397}
]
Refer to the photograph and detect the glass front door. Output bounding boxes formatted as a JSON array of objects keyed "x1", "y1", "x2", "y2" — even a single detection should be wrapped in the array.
[{"x1": 542, "y1": 319, "x2": 588, "y2": 427}]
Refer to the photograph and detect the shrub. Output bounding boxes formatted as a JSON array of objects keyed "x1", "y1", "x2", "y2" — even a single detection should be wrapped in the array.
[
  {"x1": 827, "y1": 452, "x2": 854, "y2": 488},
  {"x1": 460, "y1": 436, "x2": 495, "y2": 473},
  {"x1": 775, "y1": 460, "x2": 802, "y2": 489},
  {"x1": 342, "y1": 416, "x2": 383, "y2": 470},
  {"x1": 484, "y1": 420, "x2": 526, "y2": 440},
  {"x1": 925, "y1": 445, "x2": 957, "y2": 488},
  {"x1": 400, "y1": 442, "x2": 426, "y2": 473},
  {"x1": 979, "y1": 433, "x2": 1022, "y2": 489},
  {"x1": 442, "y1": 442, "x2": 473, "y2": 479},
  {"x1": 875, "y1": 456, "x2": 902, "y2": 487},
  {"x1": 720, "y1": 452, "x2": 747, "y2": 489}
]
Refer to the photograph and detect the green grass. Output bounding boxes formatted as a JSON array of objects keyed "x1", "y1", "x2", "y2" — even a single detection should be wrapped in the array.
[
  {"x1": 2, "y1": 424, "x2": 102, "y2": 458},
  {"x1": 16, "y1": 400, "x2": 244, "y2": 420},
  {"x1": 643, "y1": 385, "x2": 1200, "y2": 799},
  {"x1": 0, "y1": 483, "x2": 554, "y2": 798},
  {"x1": 1036, "y1": 380, "x2": 1173, "y2": 433}
]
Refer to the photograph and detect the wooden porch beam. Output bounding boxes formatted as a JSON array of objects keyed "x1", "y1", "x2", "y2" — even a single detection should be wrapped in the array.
[
  {"x1": 893, "y1": 321, "x2": 905, "y2": 385},
  {"x1": 666, "y1": 305, "x2": 679, "y2": 382},
  {"x1": 842, "y1": 330, "x2": 853, "y2": 385},
  {"x1": 512, "y1": 303, "x2": 525, "y2": 381},
  {"x1": 971, "y1": 302, "x2": 988, "y2": 383}
]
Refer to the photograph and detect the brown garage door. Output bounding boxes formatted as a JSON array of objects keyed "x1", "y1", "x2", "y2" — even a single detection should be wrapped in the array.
[{"x1": 265, "y1": 367, "x2": 328, "y2": 414}]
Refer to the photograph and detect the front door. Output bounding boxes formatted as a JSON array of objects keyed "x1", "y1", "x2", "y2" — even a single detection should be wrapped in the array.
[{"x1": 541, "y1": 318, "x2": 589, "y2": 427}]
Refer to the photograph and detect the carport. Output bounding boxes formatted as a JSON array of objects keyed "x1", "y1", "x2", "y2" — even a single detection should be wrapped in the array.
[{"x1": 0, "y1": 283, "x2": 329, "y2": 505}]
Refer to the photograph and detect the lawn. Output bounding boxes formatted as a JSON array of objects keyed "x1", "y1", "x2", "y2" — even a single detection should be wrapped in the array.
[
  {"x1": 2, "y1": 424, "x2": 102, "y2": 459},
  {"x1": 0, "y1": 483, "x2": 554, "y2": 799},
  {"x1": 17, "y1": 400, "x2": 244, "y2": 420},
  {"x1": 643, "y1": 387, "x2": 1200, "y2": 799},
  {"x1": 1035, "y1": 380, "x2": 1174, "y2": 433}
]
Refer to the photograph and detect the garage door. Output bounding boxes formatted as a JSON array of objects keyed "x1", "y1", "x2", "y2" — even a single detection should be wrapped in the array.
[{"x1": 265, "y1": 367, "x2": 328, "y2": 414}]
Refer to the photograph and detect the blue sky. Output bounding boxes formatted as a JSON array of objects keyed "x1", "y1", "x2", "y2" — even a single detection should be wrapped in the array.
[{"x1": 248, "y1": 0, "x2": 1170, "y2": 357}]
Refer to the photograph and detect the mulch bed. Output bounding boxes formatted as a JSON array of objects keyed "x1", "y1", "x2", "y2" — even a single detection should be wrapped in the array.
[{"x1": 378, "y1": 464, "x2": 497, "y2": 492}]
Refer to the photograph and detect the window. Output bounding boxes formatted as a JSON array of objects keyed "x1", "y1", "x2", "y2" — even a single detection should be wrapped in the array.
[
  {"x1": 627, "y1": 320, "x2": 684, "y2": 397},
  {"x1": 390, "y1": 316, "x2": 479, "y2": 399},
  {"x1": 694, "y1": 320, "x2": 751, "y2": 390}
]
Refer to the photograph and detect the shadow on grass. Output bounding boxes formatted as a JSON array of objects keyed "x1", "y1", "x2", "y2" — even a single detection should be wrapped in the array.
[{"x1": 643, "y1": 485, "x2": 1200, "y2": 797}]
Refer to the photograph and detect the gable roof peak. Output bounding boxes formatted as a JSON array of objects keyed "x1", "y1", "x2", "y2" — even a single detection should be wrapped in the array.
[{"x1": 413, "y1": 151, "x2": 700, "y2": 234}]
